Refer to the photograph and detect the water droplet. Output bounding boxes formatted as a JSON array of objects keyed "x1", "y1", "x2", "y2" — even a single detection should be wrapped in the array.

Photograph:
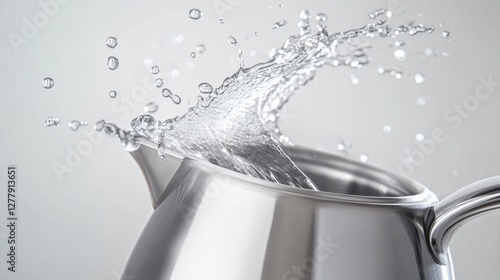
[
  {"x1": 383, "y1": 125, "x2": 392, "y2": 133},
  {"x1": 198, "y1": 82, "x2": 213, "y2": 94},
  {"x1": 219, "y1": 18, "x2": 224, "y2": 24},
  {"x1": 315, "y1": 13, "x2": 327, "y2": 22},
  {"x1": 190, "y1": 52, "x2": 196, "y2": 58},
  {"x1": 394, "y1": 49, "x2": 406, "y2": 61},
  {"x1": 155, "y1": 78, "x2": 164, "y2": 87},
  {"x1": 171, "y1": 69, "x2": 180, "y2": 78},
  {"x1": 394, "y1": 40, "x2": 405, "y2": 47},
  {"x1": 337, "y1": 144, "x2": 345, "y2": 151},
  {"x1": 188, "y1": 8, "x2": 202, "y2": 20},
  {"x1": 109, "y1": 90, "x2": 117, "y2": 98},
  {"x1": 416, "y1": 134, "x2": 424, "y2": 141},
  {"x1": 278, "y1": 4, "x2": 283, "y2": 8},
  {"x1": 368, "y1": 8, "x2": 386, "y2": 19},
  {"x1": 150, "y1": 66, "x2": 161, "y2": 75},
  {"x1": 417, "y1": 96, "x2": 427, "y2": 106},
  {"x1": 424, "y1": 47, "x2": 433, "y2": 56},
  {"x1": 44, "y1": 116, "x2": 60, "y2": 127},
  {"x1": 106, "y1": 36, "x2": 118, "y2": 48},
  {"x1": 228, "y1": 36, "x2": 237, "y2": 45},
  {"x1": 162, "y1": 88, "x2": 181, "y2": 104},
  {"x1": 68, "y1": 120, "x2": 88, "y2": 131},
  {"x1": 144, "y1": 102, "x2": 159, "y2": 113},
  {"x1": 272, "y1": 19, "x2": 287, "y2": 29},
  {"x1": 414, "y1": 73, "x2": 425, "y2": 84},
  {"x1": 386, "y1": 11, "x2": 392, "y2": 18},
  {"x1": 360, "y1": 154, "x2": 368, "y2": 162},
  {"x1": 350, "y1": 73, "x2": 359, "y2": 84},
  {"x1": 107, "y1": 56, "x2": 119, "y2": 70},
  {"x1": 195, "y1": 44, "x2": 206, "y2": 54},
  {"x1": 442, "y1": 51, "x2": 451, "y2": 57},
  {"x1": 300, "y1": 10, "x2": 311, "y2": 20},
  {"x1": 377, "y1": 67, "x2": 385, "y2": 74},
  {"x1": 42, "y1": 77, "x2": 54, "y2": 89},
  {"x1": 162, "y1": 88, "x2": 172, "y2": 98},
  {"x1": 442, "y1": 31, "x2": 450, "y2": 38}
]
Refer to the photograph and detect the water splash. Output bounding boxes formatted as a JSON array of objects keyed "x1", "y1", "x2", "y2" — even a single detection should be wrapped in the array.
[{"x1": 99, "y1": 10, "x2": 434, "y2": 190}]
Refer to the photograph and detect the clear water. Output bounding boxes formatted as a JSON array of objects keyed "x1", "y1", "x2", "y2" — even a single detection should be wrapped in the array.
[{"x1": 97, "y1": 10, "x2": 434, "y2": 190}]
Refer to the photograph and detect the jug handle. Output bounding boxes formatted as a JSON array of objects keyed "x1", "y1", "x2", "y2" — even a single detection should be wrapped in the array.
[{"x1": 427, "y1": 176, "x2": 500, "y2": 265}]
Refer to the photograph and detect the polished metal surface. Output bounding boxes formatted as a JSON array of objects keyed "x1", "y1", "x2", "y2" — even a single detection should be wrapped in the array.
[{"x1": 125, "y1": 144, "x2": 500, "y2": 280}]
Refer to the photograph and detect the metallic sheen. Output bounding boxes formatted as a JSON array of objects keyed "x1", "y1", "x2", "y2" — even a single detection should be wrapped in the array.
[{"x1": 124, "y1": 143, "x2": 500, "y2": 280}]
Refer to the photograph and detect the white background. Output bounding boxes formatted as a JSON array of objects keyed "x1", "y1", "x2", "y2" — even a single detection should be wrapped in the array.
[{"x1": 1, "y1": 0, "x2": 500, "y2": 279}]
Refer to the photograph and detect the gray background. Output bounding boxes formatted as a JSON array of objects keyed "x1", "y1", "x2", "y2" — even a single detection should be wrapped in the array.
[{"x1": 1, "y1": 0, "x2": 500, "y2": 279}]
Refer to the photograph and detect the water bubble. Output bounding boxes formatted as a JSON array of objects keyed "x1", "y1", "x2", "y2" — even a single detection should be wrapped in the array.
[
  {"x1": 144, "y1": 102, "x2": 159, "y2": 113},
  {"x1": 198, "y1": 82, "x2": 213, "y2": 94},
  {"x1": 394, "y1": 40, "x2": 405, "y2": 47},
  {"x1": 150, "y1": 66, "x2": 161, "y2": 75},
  {"x1": 315, "y1": 13, "x2": 328, "y2": 22},
  {"x1": 42, "y1": 77, "x2": 54, "y2": 89},
  {"x1": 350, "y1": 73, "x2": 359, "y2": 84},
  {"x1": 195, "y1": 44, "x2": 206, "y2": 54},
  {"x1": 44, "y1": 116, "x2": 60, "y2": 127},
  {"x1": 68, "y1": 120, "x2": 88, "y2": 131},
  {"x1": 155, "y1": 78, "x2": 164, "y2": 87},
  {"x1": 272, "y1": 19, "x2": 287, "y2": 29},
  {"x1": 109, "y1": 90, "x2": 117, "y2": 98},
  {"x1": 107, "y1": 56, "x2": 119, "y2": 70},
  {"x1": 442, "y1": 31, "x2": 450, "y2": 38},
  {"x1": 360, "y1": 154, "x2": 368, "y2": 162},
  {"x1": 188, "y1": 8, "x2": 202, "y2": 20},
  {"x1": 106, "y1": 37, "x2": 118, "y2": 48},
  {"x1": 394, "y1": 49, "x2": 406, "y2": 61},
  {"x1": 219, "y1": 18, "x2": 224, "y2": 24},
  {"x1": 377, "y1": 67, "x2": 385, "y2": 74},
  {"x1": 383, "y1": 125, "x2": 392, "y2": 133},
  {"x1": 416, "y1": 134, "x2": 424, "y2": 141},
  {"x1": 414, "y1": 73, "x2": 425, "y2": 84},
  {"x1": 337, "y1": 144, "x2": 345, "y2": 151},
  {"x1": 190, "y1": 52, "x2": 196, "y2": 58},
  {"x1": 417, "y1": 96, "x2": 427, "y2": 106}
]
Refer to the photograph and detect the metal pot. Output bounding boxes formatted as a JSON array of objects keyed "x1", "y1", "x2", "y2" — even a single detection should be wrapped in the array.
[{"x1": 123, "y1": 142, "x2": 500, "y2": 280}]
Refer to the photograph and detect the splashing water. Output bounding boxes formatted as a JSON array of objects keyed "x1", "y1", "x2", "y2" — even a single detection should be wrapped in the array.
[{"x1": 98, "y1": 10, "x2": 434, "y2": 190}]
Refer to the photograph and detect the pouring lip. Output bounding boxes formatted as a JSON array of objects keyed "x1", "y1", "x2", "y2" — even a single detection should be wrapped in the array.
[
  {"x1": 135, "y1": 139, "x2": 438, "y2": 207},
  {"x1": 190, "y1": 157, "x2": 437, "y2": 207}
]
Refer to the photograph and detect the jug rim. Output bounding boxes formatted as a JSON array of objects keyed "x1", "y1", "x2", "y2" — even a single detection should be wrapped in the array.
[{"x1": 135, "y1": 138, "x2": 438, "y2": 207}]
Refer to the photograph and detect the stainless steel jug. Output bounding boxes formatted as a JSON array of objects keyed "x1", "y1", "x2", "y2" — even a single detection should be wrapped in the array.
[{"x1": 123, "y1": 141, "x2": 500, "y2": 280}]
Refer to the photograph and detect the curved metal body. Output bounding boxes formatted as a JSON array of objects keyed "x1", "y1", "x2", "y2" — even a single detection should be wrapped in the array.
[{"x1": 123, "y1": 144, "x2": 500, "y2": 280}]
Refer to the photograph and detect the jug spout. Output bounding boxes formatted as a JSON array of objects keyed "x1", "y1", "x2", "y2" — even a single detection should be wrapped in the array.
[
  {"x1": 426, "y1": 176, "x2": 500, "y2": 265},
  {"x1": 130, "y1": 143, "x2": 183, "y2": 208}
]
